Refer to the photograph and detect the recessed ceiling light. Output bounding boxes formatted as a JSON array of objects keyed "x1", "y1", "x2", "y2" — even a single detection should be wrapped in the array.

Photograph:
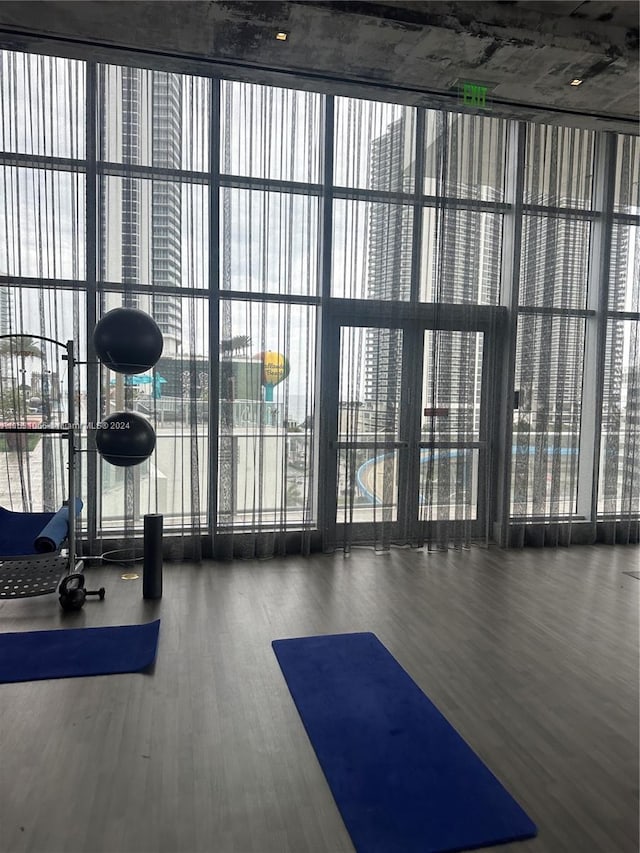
[
  {"x1": 275, "y1": 32, "x2": 288, "y2": 41},
  {"x1": 570, "y1": 78, "x2": 583, "y2": 86}
]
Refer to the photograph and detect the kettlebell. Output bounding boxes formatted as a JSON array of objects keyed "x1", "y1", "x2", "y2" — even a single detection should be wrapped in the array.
[{"x1": 59, "y1": 573, "x2": 86, "y2": 611}]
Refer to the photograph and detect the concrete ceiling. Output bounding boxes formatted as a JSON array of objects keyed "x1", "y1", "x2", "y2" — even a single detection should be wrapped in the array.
[{"x1": 0, "y1": 0, "x2": 638, "y2": 133}]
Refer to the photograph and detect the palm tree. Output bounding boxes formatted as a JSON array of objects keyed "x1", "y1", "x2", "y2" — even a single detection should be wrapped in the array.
[
  {"x1": 220, "y1": 335, "x2": 251, "y2": 358},
  {"x1": 0, "y1": 336, "x2": 43, "y2": 412},
  {"x1": 0, "y1": 335, "x2": 43, "y2": 380},
  {"x1": 0, "y1": 335, "x2": 43, "y2": 361}
]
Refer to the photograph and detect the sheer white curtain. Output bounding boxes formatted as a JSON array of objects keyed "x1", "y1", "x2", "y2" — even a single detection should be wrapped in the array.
[
  {"x1": 0, "y1": 52, "x2": 86, "y2": 532},
  {"x1": 94, "y1": 64, "x2": 211, "y2": 560},
  {"x1": 511, "y1": 126, "x2": 639, "y2": 545},
  {"x1": 598, "y1": 135, "x2": 640, "y2": 544},
  {"x1": 1, "y1": 48, "x2": 638, "y2": 560},
  {"x1": 216, "y1": 81, "x2": 320, "y2": 558},
  {"x1": 329, "y1": 102, "x2": 508, "y2": 552}
]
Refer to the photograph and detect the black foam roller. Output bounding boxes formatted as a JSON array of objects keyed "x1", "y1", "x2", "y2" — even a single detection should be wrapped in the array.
[{"x1": 143, "y1": 514, "x2": 163, "y2": 599}]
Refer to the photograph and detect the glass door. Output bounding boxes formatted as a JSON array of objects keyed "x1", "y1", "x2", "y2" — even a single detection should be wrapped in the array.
[
  {"x1": 324, "y1": 314, "x2": 492, "y2": 547},
  {"x1": 417, "y1": 329, "x2": 487, "y2": 537},
  {"x1": 335, "y1": 324, "x2": 406, "y2": 538}
]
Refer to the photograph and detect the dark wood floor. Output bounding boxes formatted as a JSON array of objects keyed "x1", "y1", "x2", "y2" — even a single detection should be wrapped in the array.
[{"x1": 0, "y1": 544, "x2": 638, "y2": 853}]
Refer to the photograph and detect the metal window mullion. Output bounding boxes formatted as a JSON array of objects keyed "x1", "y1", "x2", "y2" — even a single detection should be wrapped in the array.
[
  {"x1": 0, "y1": 274, "x2": 88, "y2": 290},
  {"x1": 98, "y1": 159, "x2": 209, "y2": 184},
  {"x1": 327, "y1": 298, "x2": 504, "y2": 327},
  {"x1": 522, "y1": 202, "x2": 600, "y2": 221},
  {"x1": 517, "y1": 305, "x2": 596, "y2": 318},
  {"x1": 85, "y1": 61, "x2": 99, "y2": 547},
  {"x1": 218, "y1": 289, "x2": 320, "y2": 306},
  {"x1": 410, "y1": 108, "x2": 425, "y2": 303},
  {"x1": 419, "y1": 441, "x2": 486, "y2": 449},
  {"x1": 612, "y1": 212, "x2": 640, "y2": 226},
  {"x1": 398, "y1": 323, "x2": 421, "y2": 542},
  {"x1": 318, "y1": 94, "x2": 335, "y2": 546},
  {"x1": 399, "y1": 109, "x2": 425, "y2": 542},
  {"x1": 420, "y1": 194, "x2": 510, "y2": 213},
  {"x1": 335, "y1": 441, "x2": 411, "y2": 450},
  {"x1": 479, "y1": 326, "x2": 496, "y2": 543},
  {"x1": 495, "y1": 121, "x2": 526, "y2": 547},
  {"x1": 0, "y1": 150, "x2": 85, "y2": 172},
  {"x1": 97, "y1": 280, "x2": 209, "y2": 299},
  {"x1": 577, "y1": 132, "x2": 616, "y2": 521},
  {"x1": 330, "y1": 189, "x2": 510, "y2": 212},
  {"x1": 208, "y1": 78, "x2": 221, "y2": 543},
  {"x1": 606, "y1": 310, "x2": 640, "y2": 321},
  {"x1": 220, "y1": 173, "x2": 322, "y2": 196},
  {"x1": 97, "y1": 160, "x2": 327, "y2": 197},
  {"x1": 331, "y1": 185, "x2": 416, "y2": 206}
]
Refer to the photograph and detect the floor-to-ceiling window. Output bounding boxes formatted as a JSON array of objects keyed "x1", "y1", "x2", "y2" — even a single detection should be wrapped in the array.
[
  {"x1": 511, "y1": 125, "x2": 595, "y2": 522},
  {"x1": 1, "y1": 47, "x2": 638, "y2": 555},
  {"x1": 598, "y1": 135, "x2": 640, "y2": 539},
  {"x1": 0, "y1": 52, "x2": 87, "y2": 518},
  {"x1": 97, "y1": 65, "x2": 211, "y2": 554}
]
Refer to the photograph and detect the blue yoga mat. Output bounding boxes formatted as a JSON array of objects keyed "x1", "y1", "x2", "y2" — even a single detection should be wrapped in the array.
[
  {"x1": 273, "y1": 632, "x2": 537, "y2": 853},
  {"x1": 0, "y1": 506, "x2": 55, "y2": 556},
  {"x1": 0, "y1": 498, "x2": 83, "y2": 556},
  {"x1": 34, "y1": 498, "x2": 83, "y2": 553},
  {"x1": 0, "y1": 619, "x2": 160, "y2": 683}
]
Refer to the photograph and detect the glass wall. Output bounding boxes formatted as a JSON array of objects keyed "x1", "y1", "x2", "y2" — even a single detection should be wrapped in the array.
[
  {"x1": 1, "y1": 46, "x2": 638, "y2": 548},
  {"x1": 599, "y1": 135, "x2": 640, "y2": 519},
  {"x1": 510, "y1": 126, "x2": 596, "y2": 521},
  {"x1": 95, "y1": 65, "x2": 211, "y2": 540}
]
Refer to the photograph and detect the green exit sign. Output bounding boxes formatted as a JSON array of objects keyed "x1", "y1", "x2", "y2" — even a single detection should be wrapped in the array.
[{"x1": 459, "y1": 82, "x2": 489, "y2": 108}]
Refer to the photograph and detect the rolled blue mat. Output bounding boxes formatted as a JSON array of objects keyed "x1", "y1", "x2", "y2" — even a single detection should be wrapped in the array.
[
  {"x1": 0, "y1": 507, "x2": 54, "y2": 557},
  {"x1": 34, "y1": 498, "x2": 83, "y2": 553}
]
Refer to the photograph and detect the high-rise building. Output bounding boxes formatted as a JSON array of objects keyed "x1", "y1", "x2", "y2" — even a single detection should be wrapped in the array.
[
  {"x1": 0, "y1": 286, "x2": 9, "y2": 335},
  {"x1": 363, "y1": 113, "x2": 500, "y2": 437},
  {"x1": 361, "y1": 116, "x2": 412, "y2": 432},
  {"x1": 99, "y1": 66, "x2": 182, "y2": 356}
]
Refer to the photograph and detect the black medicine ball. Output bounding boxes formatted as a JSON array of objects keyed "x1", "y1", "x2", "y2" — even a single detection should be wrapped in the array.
[
  {"x1": 93, "y1": 308, "x2": 163, "y2": 375},
  {"x1": 96, "y1": 411, "x2": 157, "y2": 467}
]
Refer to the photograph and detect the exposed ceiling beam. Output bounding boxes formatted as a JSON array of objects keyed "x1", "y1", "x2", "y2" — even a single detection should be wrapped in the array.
[{"x1": 0, "y1": 1, "x2": 637, "y2": 134}]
